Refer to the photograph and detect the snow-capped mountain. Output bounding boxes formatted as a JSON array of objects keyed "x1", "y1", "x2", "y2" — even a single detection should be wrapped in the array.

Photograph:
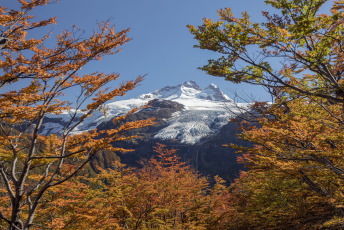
[
  {"x1": 40, "y1": 80, "x2": 249, "y2": 181},
  {"x1": 140, "y1": 80, "x2": 232, "y2": 103},
  {"x1": 40, "y1": 80, "x2": 245, "y2": 144}
]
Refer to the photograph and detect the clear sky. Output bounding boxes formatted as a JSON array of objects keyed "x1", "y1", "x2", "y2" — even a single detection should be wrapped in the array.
[{"x1": 2, "y1": 0, "x2": 331, "y2": 102}]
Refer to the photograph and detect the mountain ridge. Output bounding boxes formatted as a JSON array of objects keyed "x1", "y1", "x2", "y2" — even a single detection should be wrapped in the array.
[
  {"x1": 40, "y1": 80, "x2": 248, "y2": 181},
  {"x1": 40, "y1": 80, "x2": 245, "y2": 144}
]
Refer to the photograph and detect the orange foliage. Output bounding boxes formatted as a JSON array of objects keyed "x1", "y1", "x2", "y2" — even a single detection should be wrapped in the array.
[
  {"x1": 226, "y1": 97, "x2": 344, "y2": 229},
  {"x1": 0, "y1": 1, "x2": 154, "y2": 229},
  {"x1": 33, "y1": 144, "x2": 231, "y2": 229},
  {"x1": 190, "y1": 0, "x2": 344, "y2": 228}
]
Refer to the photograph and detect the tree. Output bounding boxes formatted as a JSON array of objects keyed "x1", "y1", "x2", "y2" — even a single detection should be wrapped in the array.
[
  {"x1": 225, "y1": 98, "x2": 344, "y2": 229},
  {"x1": 0, "y1": 1, "x2": 154, "y2": 229},
  {"x1": 30, "y1": 144, "x2": 231, "y2": 229},
  {"x1": 188, "y1": 0, "x2": 344, "y2": 105},
  {"x1": 189, "y1": 0, "x2": 344, "y2": 228}
]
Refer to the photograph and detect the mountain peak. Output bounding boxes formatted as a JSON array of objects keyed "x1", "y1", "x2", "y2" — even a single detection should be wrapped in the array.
[
  {"x1": 205, "y1": 83, "x2": 218, "y2": 89},
  {"x1": 203, "y1": 83, "x2": 232, "y2": 102},
  {"x1": 139, "y1": 80, "x2": 232, "y2": 102},
  {"x1": 181, "y1": 80, "x2": 201, "y2": 90}
]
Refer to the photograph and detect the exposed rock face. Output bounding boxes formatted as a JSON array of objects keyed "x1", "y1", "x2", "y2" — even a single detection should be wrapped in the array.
[
  {"x1": 93, "y1": 99, "x2": 247, "y2": 182},
  {"x1": 40, "y1": 81, "x2": 250, "y2": 182}
]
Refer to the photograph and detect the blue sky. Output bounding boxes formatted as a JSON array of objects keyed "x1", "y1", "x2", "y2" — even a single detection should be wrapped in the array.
[{"x1": 4, "y1": 0, "x2": 325, "y2": 102}]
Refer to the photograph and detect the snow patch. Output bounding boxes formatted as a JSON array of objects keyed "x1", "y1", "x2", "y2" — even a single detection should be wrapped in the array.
[
  {"x1": 40, "y1": 80, "x2": 247, "y2": 144},
  {"x1": 154, "y1": 110, "x2": 232, "y2": 144}
]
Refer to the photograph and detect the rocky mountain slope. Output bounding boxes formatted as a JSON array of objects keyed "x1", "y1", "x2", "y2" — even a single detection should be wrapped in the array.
[{"x1": 40, "y1": 81, "x2": 250, "y2": 181}]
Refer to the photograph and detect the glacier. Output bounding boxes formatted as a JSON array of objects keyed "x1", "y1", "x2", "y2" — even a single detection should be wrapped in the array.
[{"x1": 40, "y1": 80, "x2": 248, "y2": 144}]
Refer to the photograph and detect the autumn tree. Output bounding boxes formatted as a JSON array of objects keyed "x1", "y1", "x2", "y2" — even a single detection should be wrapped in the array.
[
  {"x1": 0, "y1": 1, "x2": 154, "y2": 229},
  {"x1": 188, "y1": 0, "x2": 344, "y2": 104},
  {"x1": 31, "y1": 144, "x2": 231, "y2": 230},
  {"x1": 223, "y1": 98, "x2": 344, "y2": 229},
  {"x1": 189, "y1": 0, "x2": 344, "y2": 228}
]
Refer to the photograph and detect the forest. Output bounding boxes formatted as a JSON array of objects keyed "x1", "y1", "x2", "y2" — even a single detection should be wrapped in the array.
[{"x1": 1, "y1": 0, "x2": 344, "y2": 229}]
